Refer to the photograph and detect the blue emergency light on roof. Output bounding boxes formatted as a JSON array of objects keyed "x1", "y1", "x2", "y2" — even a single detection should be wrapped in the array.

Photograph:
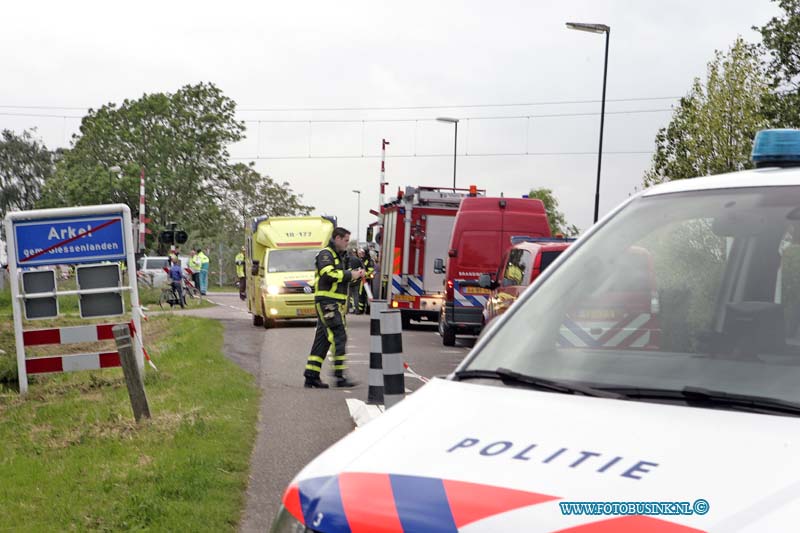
[{"x1": 751, "y1": 129, "x2": 800, "y2": 167}]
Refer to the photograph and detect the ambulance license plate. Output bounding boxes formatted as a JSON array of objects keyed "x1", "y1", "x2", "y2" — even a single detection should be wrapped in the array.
[{"x1": 296, "y1": 308, "x2": 316, "y2": 317}]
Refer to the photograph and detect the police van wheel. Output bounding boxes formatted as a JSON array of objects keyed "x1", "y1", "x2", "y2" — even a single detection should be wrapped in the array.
[{"x1": 253, "y1": 314, "x2": 264, "y2": 327}]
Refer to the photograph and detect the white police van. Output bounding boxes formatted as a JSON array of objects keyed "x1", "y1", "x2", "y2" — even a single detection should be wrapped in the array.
[{"x1": 271, "y1": 130, "x2": 800, "y2": 532}]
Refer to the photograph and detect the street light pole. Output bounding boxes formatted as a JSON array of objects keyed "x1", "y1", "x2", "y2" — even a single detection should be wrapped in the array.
[
  {"x1": 436, "y1": 117, "x2": 460, "y2": 189},
  {"x1": 109, "y1": 165, "x2": 122, "y2": 204},
  {"x1": 566, "y1": 22, "x2": 610, "y2": 223},
  {"x1": 352, "y1": 189, "x2": 361, "y2": 244}
]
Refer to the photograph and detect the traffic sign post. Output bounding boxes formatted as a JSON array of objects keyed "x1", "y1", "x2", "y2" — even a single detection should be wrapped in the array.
[{"x1": 4, "y1": 204, "x2": 144, "y2": 394}]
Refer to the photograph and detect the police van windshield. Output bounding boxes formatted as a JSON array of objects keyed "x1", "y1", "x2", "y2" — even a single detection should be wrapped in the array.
[
  {"x1": 465, "y1": 186, "x2": 800, "y2": 405},
  {"x1": 267, "y1": 249, "x2": 319, "y2": 273}
]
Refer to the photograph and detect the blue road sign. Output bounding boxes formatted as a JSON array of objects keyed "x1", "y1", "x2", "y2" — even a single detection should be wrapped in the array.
[{"x1": 13, "y1": 214, "x2": 126, "y2": 267}]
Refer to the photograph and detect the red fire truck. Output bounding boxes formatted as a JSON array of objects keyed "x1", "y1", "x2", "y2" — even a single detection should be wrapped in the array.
[{"x1": 375, "y1": 185, "x2": 484, "y2": 328}]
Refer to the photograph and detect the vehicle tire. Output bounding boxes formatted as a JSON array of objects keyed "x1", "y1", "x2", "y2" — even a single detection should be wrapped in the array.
[
  {"x1": 442, "y1": 327, "x2": 456, "y2": 346},
  {"x1": 401, "y1": 313, "x2": 411, "y2": 330},
  {"x1": 159, "y1": 289, "x2": 171, "y2": 310},
  {"x1": 253, "y1": 313, "x2": 264, "y2": 327},
  {"x1": 440, "y1": 319, "x2": 456, "y2": 346}
]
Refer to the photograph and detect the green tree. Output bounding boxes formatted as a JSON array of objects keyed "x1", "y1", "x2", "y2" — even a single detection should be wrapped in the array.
[
  {"x1": 756, "y1": 0, "x2": 800, "y2": 127},
  {"x1": 643, "y1": 37, "x2": 769, "y2": 186},
  {"x1": 0, "y1": 129, "x2": 55, "y2": 238},
  {"x1": 527, "y1": 187, "x2": 579, "y2": 237},
  {"x1": 38, "y1": 82, "x2": 245, "y2": 248},
  {"x1": 201, "y1": 162, "x2": 313, "y2": 283},
  {"x1": 224, "y1": 162, "x2": 313, "y2": 230}
]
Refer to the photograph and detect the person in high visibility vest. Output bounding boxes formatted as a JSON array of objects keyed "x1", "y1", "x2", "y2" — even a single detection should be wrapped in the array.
[
  {"x1": 235, "y1": 246, "x2": 246, "y2": 300},
  {"x1": 357, "y1": 247, "x2": 374, "y2": 314},
  {"x1": 188, "y1": 248, "x2": 202, "y2": 291},
  {"x1": 197, "y1": 248, "x2": 210, "y2": 295},
  {"x1": 303, "y1": 227, "x2": 365, "y2": 389}
]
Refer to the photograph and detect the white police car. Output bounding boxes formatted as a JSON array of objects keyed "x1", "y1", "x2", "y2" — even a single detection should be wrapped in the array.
[{"x1": 272, "y1": 130, "x2": 800, "y2": 532}]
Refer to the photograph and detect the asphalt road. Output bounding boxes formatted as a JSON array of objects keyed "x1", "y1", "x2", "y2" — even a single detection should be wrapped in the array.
[{"x1": 186, "y1": 293, "x2": 474, "y2": 531}]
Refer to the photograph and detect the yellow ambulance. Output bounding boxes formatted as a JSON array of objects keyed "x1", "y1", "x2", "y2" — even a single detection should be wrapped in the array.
[{"x1": 245, "y1": 216, "x2": 336, "y2": 328}]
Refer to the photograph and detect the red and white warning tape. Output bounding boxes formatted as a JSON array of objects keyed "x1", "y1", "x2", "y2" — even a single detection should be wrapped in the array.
[{"x1": 403, "y1": 361, "x2": 429, "y2": 383}]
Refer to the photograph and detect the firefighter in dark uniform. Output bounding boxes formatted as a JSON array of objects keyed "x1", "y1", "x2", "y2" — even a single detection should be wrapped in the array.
[
  {"x1": 357, "y1": 248, "x2": 374, "y2": 314},
  {"x1": 303, "y1": 227, "x2": 365, "y2": 388}
]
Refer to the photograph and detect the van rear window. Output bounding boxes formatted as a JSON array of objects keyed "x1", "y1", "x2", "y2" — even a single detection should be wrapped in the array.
[{"x1": 539, "y1": 251, "x2": 563, "y2": 273}]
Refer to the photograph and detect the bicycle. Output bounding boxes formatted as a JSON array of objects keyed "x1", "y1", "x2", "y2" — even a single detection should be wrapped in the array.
[{"x1": 159, "y1": 284, "x2": 187, "y2": 309}]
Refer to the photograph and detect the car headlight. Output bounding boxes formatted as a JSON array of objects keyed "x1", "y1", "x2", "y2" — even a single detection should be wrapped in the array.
[
  {"x1": 267, "y1": 285, "x2": 281, "y2": 296},
  {"x1": 270, "y1": 505, "x2": 312, "y2": 533}
]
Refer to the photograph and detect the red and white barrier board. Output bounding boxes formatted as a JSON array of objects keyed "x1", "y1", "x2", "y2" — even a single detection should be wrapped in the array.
[{"x1": 21, "y1": 322, "x2": 134, "y2": 374}]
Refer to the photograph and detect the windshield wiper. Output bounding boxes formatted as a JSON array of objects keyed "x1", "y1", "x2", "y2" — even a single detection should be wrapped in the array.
[
  {"x1": 600, "y1": 385, "x2": 800, "y2": 416},
  {"x1": 453, "y1": 368, "x2": 624, "y2": 399}
]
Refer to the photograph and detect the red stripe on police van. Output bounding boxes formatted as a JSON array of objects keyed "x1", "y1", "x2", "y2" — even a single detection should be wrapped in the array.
[
  {"x1": 442, "y1": 479, "x2": 557, "y2": 528},
  {"x1": 553, "y1": 515, "x2": 706, "y2": 533},
  {"x1": 339, "y1": 472, "x2": 403, "y2": 533},
  {"x1": 282, "y1": 484, "x2": 305, "y2": 526}
]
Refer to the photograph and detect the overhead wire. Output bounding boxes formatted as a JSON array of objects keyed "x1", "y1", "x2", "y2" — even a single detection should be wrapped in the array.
[{"x1": 0, "y1": 95, "x2": 681, "y2": 114}]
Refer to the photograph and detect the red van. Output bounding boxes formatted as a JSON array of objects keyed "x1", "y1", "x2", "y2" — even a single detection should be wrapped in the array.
[
  {"x1": 482, "y1": 238, "x2": 574, "y2": 326},
  {"x1": 437, "y1": 197, "x2": 550, "y2": 345}
]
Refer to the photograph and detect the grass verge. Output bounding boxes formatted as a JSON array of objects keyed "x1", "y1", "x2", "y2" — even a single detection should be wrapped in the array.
[{"x1": 0, "y1": 314, "x2": 259, "y2": 531}]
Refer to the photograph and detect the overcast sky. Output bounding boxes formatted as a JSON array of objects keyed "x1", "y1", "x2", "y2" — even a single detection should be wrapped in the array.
[{"x1": 0, "y1": 0, "x2": 781, "y2": 243}]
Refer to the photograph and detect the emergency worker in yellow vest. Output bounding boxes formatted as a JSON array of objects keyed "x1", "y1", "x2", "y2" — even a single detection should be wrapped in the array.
[
  {"x1": 303, "y1": 227, "x2": 364, "y2": 389},
  {"x1": 188, "y1": 248, "x2": 202, "y2": 291},
  {"x1": 235, "y1": 246, "x2": 246, "y2": 300},
  {"x1": 197, "y1": 248, "x2": 210, "y2": 295}
]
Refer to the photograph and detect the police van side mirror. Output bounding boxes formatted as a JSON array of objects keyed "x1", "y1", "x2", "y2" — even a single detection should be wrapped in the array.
[
  {"x1": 251, "y1": 260, "x2": 260, "y2": 276},
  {"x1": 433, "y1": 258, "x2": 444, "y2": 274},
  {"x1": 478, "y1": 273, "x2": 492, "y2": 289}
]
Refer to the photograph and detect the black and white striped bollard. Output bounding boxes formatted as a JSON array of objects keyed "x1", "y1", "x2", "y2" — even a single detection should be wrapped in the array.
[
  {"x1": 380, "y1": 309, "x2": 405, "y2": 408},
  {"x1": 367, "y1": 300, "x2": 387, "y2": 404}
]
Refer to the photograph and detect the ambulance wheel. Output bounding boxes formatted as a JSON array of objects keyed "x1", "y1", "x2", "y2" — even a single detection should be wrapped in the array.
[
  {"x1": 401, "y1": 314, "x2": 411, "y2": 329},
  {"x1": 253, "y1": 314, "x2": 264, "y2": 327},
  {"x1": 263, "y1": 317, "x2": 276, "y2": 329}
]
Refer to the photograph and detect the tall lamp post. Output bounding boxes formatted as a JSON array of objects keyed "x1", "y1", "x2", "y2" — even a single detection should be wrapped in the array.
[
  {"x1": 566, "y1": 22, "x2": 610, "y2": 224},
  {"x1": 108, "y1": 165, "x2": 122, "y2": 204},
  {"x1": 352, "y1": 189, "x2": 361, "y2": 244},
  {"x1": 436, "y1": 117, "x2": 459, "y2": 189}
]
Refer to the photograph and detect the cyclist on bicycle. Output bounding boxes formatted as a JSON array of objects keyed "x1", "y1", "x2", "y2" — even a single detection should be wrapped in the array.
[{"x1": 169, "y1": 256, "x2": 185, "y2": 308}]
